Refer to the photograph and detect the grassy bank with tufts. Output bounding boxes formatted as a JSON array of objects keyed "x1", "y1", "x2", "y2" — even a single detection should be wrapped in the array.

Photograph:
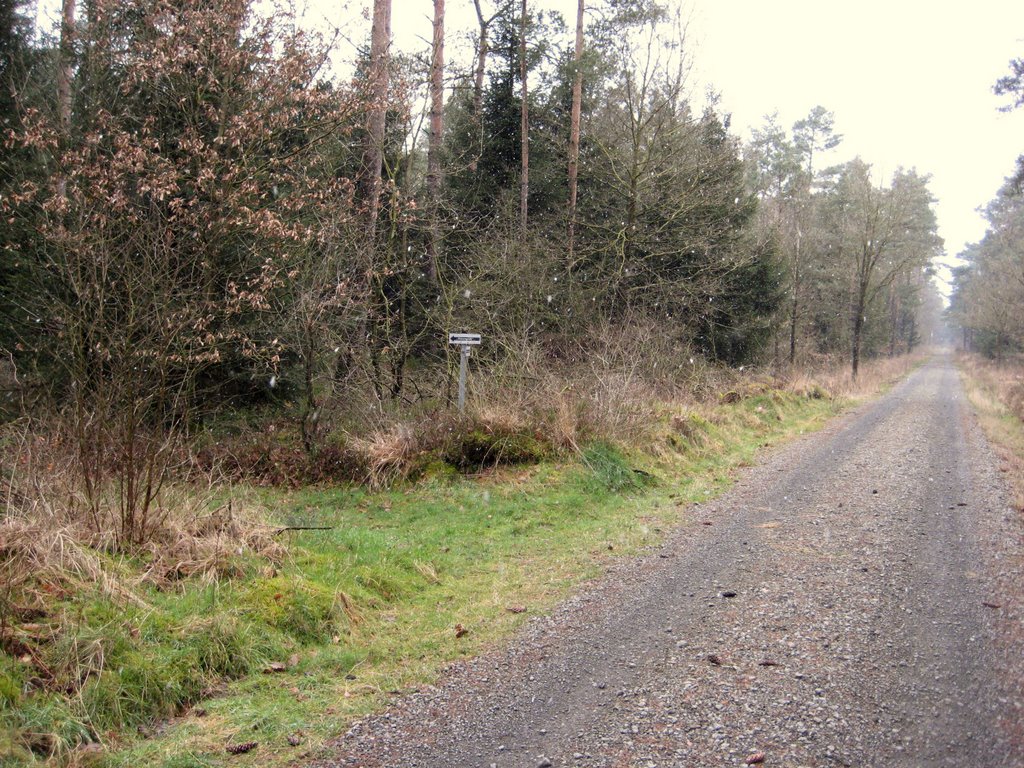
[
  {"x1": 956, "y1": 353, "x2": 1024, "y2": 513},
  {"x1": 0, "y1": 355, "x2": 922, "y2": 767}
]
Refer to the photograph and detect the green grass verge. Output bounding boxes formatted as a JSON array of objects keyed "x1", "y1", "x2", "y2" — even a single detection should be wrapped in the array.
[{"x1": 2, "y1": 390, "x2": 847, "y2": 767}]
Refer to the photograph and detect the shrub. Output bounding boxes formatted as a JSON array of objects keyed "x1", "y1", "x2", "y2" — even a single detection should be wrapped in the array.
[
  {"x1": 195, "y1": 432, "x2": 366, "y2": 487},
  {"x1": 444, "y1": 428, "x2": 548, "y2": 471}
]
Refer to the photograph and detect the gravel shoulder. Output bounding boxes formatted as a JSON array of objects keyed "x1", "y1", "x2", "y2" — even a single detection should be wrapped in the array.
[{"x1": 315, "y1": 356, "x2": 1024, "y2": 768}]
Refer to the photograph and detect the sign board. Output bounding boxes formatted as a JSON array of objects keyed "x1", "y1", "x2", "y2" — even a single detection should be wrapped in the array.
[
  {"x1": 447, "y1": 333, "x2": 481, "y2": 413},
  {"x1": 448, "y1": 333, "x2": 481, "y2": 346}
]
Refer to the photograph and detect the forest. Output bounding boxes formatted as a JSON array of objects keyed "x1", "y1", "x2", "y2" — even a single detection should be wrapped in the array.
[
  {"x1": 0, "y1": 0, "x2": 945, "y2": 502},
  {"x1": 0, "y1": 0, "x2": 978, "y2": 764},
  {"x1": 947, "y1": 50, "x2": 1024, "y2": 359}
]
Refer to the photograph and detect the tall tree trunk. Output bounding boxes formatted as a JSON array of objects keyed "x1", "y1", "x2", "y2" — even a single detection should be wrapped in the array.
[
  {"x1": 788, "y1": 294, "x2": 799, "y2": 365},
  {"x1": 470, "y1": 0, "x2": 490, "y2": 173},
  {"x1": 519, "y1": 0, "x2": 529, "y2": 237},
  {"x1": 57, "y1": 0, "x2": 75, "y2": 130},
  {"x1": 300, "y1": 323, "x2": 319, "y2": 455},
  {"x1": 788, "y1": 230, "x2": 802, "y2": 366},
  {"x1": 360, "y1": 0, "x2": 392, "y2": 241},
  {"x1": 361, "y1": 0, "x2": 392, "y2": 405},
  {"x1": 851, "y1": 313, "x2": 863, "y2": 379},
  {"x1": 851, "y1": 284, "x2": 867, "y2": 379},
  {"x1": 566, "y1": 0, "x2": 584, "y2": 260},
  {"x1": 426, "y1": 0, "x2": 445, "y2": 283},
  {"x1": 887, "y1": 283, "x2": 898, "y2": 357}
]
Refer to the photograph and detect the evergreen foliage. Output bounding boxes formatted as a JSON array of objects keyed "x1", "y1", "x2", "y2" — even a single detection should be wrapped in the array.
[{"x1": 0, "y1": 0, "x2": 944, "y2": 501}]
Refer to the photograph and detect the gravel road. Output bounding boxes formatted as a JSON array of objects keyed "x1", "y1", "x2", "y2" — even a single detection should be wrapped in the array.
[{"x1": 317, "y1": 356, "x2": 1024, "y2": 767}]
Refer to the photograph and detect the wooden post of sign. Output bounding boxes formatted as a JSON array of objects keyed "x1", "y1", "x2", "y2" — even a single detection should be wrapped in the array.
[
  {"x1": 458, "y1": 345, "x2": 469, "y2": 413},
  {"x1": 448, "y1": 333, "x2": 482, "y2": 414}
]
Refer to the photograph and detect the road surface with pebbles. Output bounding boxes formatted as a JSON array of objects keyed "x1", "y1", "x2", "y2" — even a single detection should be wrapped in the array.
[{"x1": 317, "y1": 356, "x2": 1024, "y2": 768}]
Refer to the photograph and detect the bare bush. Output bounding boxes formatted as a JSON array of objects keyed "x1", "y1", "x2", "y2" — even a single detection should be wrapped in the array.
[
  {"x1": 348, "y1": 423, "x2": 423, "y2": 488},
  {"x1": 1, "y1": 421, "x2": 282, "y2": 594}
]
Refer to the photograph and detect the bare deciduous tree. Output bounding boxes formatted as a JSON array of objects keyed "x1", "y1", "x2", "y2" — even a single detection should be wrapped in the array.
[
  {"x1": 827, "y1": 161, "x2": 941, "y2": 377},
  {"x1": 57, "y1": 0, "x2": 75, "y2": 129},
  {"x1": 360, "y1": 0, "x2": 393, "y2": 240},
  {"x1": 469, "y1": 0, "x2": 498, "y2": 173},
  {"x1": 426, "y1": 0, "x2": 445, "y2": 283},
  {"x1": 519, "y1": 0, "x2": 529, "y2": 236},
  {"x1": 567, "y1": 0, "x2": 584, "y2": 260}
]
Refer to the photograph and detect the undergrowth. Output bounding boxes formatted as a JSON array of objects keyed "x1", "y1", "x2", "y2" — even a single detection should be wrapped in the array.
[
  {"x1": 0, "y1": 354, "x2": 920, "y2": 767},
  {"x1": 957, "y1": 353, "x2": 1024, "y2": 513}
]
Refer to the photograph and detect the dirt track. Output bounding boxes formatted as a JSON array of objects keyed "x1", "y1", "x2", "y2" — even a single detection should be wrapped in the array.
[{"x1": 316, "y1": 356, "x2": 1024, "y2": 767}]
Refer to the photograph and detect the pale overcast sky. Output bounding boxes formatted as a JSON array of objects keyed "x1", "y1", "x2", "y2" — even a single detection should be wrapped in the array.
[
  {"x1": 690, "y1": 0, "x2": 1024, "y2": 283},
  {"x1": 306, "y1": 0, "x2": 1024, "y2": 291}
]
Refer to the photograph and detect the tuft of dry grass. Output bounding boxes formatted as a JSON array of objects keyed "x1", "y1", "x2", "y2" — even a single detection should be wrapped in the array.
[
  {"x1": 781, "y1": 351, "x2": 927, "y2": 402},
  {"x1": 957, "y1": 353, "x2": 1024, "y2": 513},
  {"x1": 136, "y1": 491, "x2": 285, "y2": 586},
  {"x1": 348, "y1": 422, "x2": 423, "y2": 489},
  {"x1": 1, "y1": 421, "x2": 283, "y2": 594}
]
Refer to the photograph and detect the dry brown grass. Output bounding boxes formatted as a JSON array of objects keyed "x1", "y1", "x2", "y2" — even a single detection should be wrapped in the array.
[
  {"x1": 957, "y1": 354, "x2": 1024, "y2": 513},
  {"x1": 134, "y1": 487, "x2": 285, "y2": 585},
  {"x1": 781, "y1": 351, "x2": 927, "y2": 401},
  {"x1": 957, "y1": 353, "x2": 1024, "y2": 414},
  {"x1": 348, "y1": 422, "x2": 423, "y2": 489},
  {"x1": 0, "y1": 421, "x2": 284, "y2": 603},
  {"x1": 468, "y1": 338, "x2": 924, "y2": 455},
  {"x1": 1, "y1": 343, "x2": 928, "y2": 588},
  {"x1": 471, "y1": 321, "x2": 710, "y2": 450}
]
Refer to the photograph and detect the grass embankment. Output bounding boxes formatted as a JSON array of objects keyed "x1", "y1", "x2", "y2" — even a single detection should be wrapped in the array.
[
  {"x1": 0, "y1": 357, "x2": 918, "y2": 767},
  {"x1": 957, "y1": 354, "x2": 1024, "y2": 512}
]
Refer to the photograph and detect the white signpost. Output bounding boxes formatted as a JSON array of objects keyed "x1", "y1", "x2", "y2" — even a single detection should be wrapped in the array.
[{"x1": 448, "y1": 333, "x2": 481, "y2": 413}]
